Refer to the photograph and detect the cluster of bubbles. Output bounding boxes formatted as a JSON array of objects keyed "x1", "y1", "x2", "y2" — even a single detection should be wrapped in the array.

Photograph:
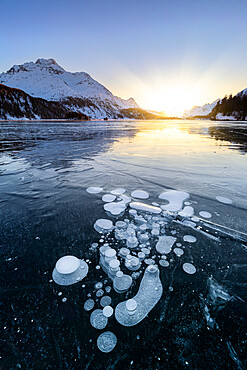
[{"x1": 51, "y1": 186, "x2": 232, "y2": 353}]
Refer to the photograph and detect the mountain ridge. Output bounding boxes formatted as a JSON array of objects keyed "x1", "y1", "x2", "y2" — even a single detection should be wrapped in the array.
[
  {"x1": 183, "y1": 88, "x2": 247, "y2": 120},
  {"x1": 0, "y1": 58, "x2": 155, "y2": 120}
]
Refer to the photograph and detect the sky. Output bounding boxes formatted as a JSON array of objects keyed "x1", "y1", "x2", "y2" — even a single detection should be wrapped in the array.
[{"x1": 1, "y1": 0, "x2": 247, "y2": 116}]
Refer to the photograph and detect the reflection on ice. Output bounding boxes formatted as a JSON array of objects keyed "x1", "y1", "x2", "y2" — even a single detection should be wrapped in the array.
[{"x1": 130, "y1": 201, "x2": 161, "y2": 214}]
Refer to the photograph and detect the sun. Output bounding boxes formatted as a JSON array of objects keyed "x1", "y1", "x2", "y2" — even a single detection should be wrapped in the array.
[{"x1": 142, "y1": 83, "x2": 201, "y2": 117}]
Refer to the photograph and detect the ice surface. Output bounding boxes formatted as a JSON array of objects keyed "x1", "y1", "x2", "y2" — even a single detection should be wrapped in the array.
[
  {"x1": 125, "y1": 256, "x2": 141, "y2": 271},
  {"x1": 119, "y1": 194, "x2": 131, "y2": 204},
  {"x1": 86, "y1": 187, "x2": 103, "y2": 194},
  {"x1": 90, "y1": 309, "x2": 108, "y2": 329},
  {"x1": 141, "y1": 247, "x2": 150, "y2": 255},
  {"x1": 97, "y1": 331, "x2": 117, "y2": 353},
  {"x1": 138, "y1": 233, "x2": 149, "y2": 244},
  {"x1": 100, "y1": 247, "x2": 118, "y2": 275},
  {"x1": 104, "y1": 248, "x2": 116, "y2": 259},
  {"x1": 105, "y1": 286, "x2": 111, "y2": 293},
  {"x1": 158, "y1": 190, "x2": 190, "y2": 212},
  {"x1": 159, "y1": 260, "x2": 169, "y2": 267},
  {"x1": 84, "y1": 299, "x2": 95, "y2": 311},
  {"x1": 131, "y1": 190, "x2": 149, "y2": 199},
  {"x1": 182, "y1": 220, "x2": 196, "y2": 228},
  {"x1": 126, "y1": 299, "x2": 137, "y2": 312},
  {"x1": 208, "y1": 277, "x2": 231, "y2": 305},
  {"x1": 96, "y1": 289, "x2": 104, "y2": 297},
  {"x1": 115, "y1": 221, "x2": 127, "y2": 229},
  {"x1": 94, "y1": 219, "x2": 113, "y2": 233},
  {"x1": 130, "y1": 202, "x2": 161, "y2": 214},
  {"x1": 144, "y1": 258, "x2": 155, "y2": 265},
  {"x1": 95, "y1": 282, "x2": 103, "y2": 290},
  {"x1": 119, "y1": 247, "x2": 130, "y2": 258},
  {"x1": 102, "y1": 194, "x2": 116, "y2": 202},
  {"x1": 191, "y1": 216, "x2": 200, "y2": 222},
  {"x1": 216, "y1": 196, "x2": 233, "y2": 204},
  {"x1": 100, "y1": 296, "x2": 112, "y2": 307},
  {"x1": 183, "y1": 235, "x2": 197, "y2": 243},
  {"x1": 152, "y1": 202, "x2": 160, "y2": 206},
  {"x1": 102, "y1": 306, "x2": 114, "y2": 317},
  {"x1": 173, "y1": 247, "x2": 184, "y2": 257},
  {"x1": 138, "y1": 252, "x2": 145, "y2": 260},
  {"x1": 113, "y1": 272, "x2": 133, "y2": 293},
  {"x1": 127, "y1": 236, "x2": 138, "y2": 249},
  {"x1": 56, "y1": 256, "x2": 80, "y2": 274},
  {"x1": 199, "y1": 211, "x2": 212, "y2": 219},
  {"x1": 104, "y1": 202, "x2": 126, "y2": 216},
  {"x1": 109, "y1": 259, "x2": 120, "y2": 269},
  {"x1": 110, "y1": 188, "x2": 126, "y2": 195},
  {"x1": 52, "y1": 256, "x2": 89, "y2": 286},
  {"x1": 182, "y1": 263, "x2": 196, "y2": 275},
  {"x1": 115, "y1": 265, "x2": 163, "y2": 326},
  {"x1": 178, "y1": 206, "x2": 194, "y2": 217},
  {"x1": 156, "y1": 236, "x2": 176, "y2": 254}
]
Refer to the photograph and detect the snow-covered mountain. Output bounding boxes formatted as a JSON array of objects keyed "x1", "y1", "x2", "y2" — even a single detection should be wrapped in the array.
[
  {"x1": 182, "y1": 99, "x2": 220, "y2": 118},
  {"x1": 0, "y1": 58, "x2": 154, "y2": 119}
]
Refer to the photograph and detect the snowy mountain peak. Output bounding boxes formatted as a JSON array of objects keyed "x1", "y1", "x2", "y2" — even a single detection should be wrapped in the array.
[
  {"x1": 0, "y1": 58, "x2": 136, "y2": 105},
  {"x1": 0, "y1": 58, "x2": 142, "y2": 119},
  {"x1": 35, "y1": 58, "x2": 58, "y2": 65},
  {"x1": 34, "y1": 58, "x2": 65, "y2": 72}
]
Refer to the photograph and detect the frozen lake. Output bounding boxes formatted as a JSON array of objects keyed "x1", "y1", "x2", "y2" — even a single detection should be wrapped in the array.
[{"x1": 0, "y1": 119, "x2": 246, "y2": 368}]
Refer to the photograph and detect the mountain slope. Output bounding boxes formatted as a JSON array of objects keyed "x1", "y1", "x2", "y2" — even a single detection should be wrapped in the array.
[
  {"x1": 0, "y1": 58, "x2": 147, "y2": 119},
  {"x1": 182, "y1": 99, "x2": 219, "y2": 118},
  {"x1": 0, "y1": 83, "x2": 89, "y2": 120}
]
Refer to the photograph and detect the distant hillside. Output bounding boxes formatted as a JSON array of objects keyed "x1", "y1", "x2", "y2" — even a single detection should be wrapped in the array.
[{"x1": 0, "y1": 58, "x2": 158, "y2": 120}]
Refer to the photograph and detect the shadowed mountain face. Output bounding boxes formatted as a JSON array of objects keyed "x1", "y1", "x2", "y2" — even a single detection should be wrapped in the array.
[{"x1": 0, "y1": 84, "x2": 89, "y2": 120}]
